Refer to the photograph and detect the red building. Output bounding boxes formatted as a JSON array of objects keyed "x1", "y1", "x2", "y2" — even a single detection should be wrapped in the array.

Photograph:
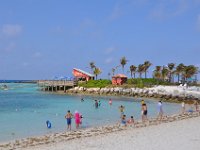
[
  {"x1": 112, "y1": 74, "x2": 127, "y2": 85},
  {"x1": 72, "y1": 68, "x2": 95, "y2": 81}
]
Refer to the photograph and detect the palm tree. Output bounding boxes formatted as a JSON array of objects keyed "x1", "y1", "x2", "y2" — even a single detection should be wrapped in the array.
[
  {"x1": 93, "y1": 67, "x2": 102, "y2": 80},
  {"x1": 112, "y1": 68, "x2": 116, "y2": 76},
  {"x1": 175, "y1": 63, "x2": 185, "y2": 83},
  {"x1": 161, "y1": 66, "x2": 169, "y2": 81},
  {"x1": 168, "y1": 63, "x2": 175, "y2": 83},
  {"x1": 144, "y1": 61, "x2": 152, "y2": 78},
  {"x1": 182, "y1": 65, "x2": 198, "y2": 82},
  {"x1": 137, "y1": 64, "x2": 145, "y2": 78},
  {"x1": 89, "y1": 62, "x2": 96, "y2": 73},
  {"x1": 120, "y1": 56, "x2": 128, "y2": 73},
  {"x1": 153, "y1": 66, "x2": 162, "y2": 80},
  {"x1": 129, "y1": 65, "x2": 137, "y2": 78}
]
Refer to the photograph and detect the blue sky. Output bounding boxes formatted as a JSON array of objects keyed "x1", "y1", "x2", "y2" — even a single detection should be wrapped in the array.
[{"x1": 0, "y1": 0, "x2": 200, "y2": 80}]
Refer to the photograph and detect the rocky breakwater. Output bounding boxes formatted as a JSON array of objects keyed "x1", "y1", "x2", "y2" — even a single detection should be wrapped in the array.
[{"x1": 66, "y1": 86, "x2": 200, "y2": 102}]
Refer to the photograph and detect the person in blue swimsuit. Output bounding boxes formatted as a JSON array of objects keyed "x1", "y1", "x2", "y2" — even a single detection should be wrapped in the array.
[
  {"x1": 121, "y1": 114, "x2": 127, "y2": 126},
  {"x1": 65, "y1": 110, "x2": 73, "y2": 130}
]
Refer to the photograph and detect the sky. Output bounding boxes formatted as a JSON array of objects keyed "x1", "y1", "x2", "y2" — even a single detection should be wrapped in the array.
[{"x1": 0, "y1": 0, "x2": 200, "y2": 80}]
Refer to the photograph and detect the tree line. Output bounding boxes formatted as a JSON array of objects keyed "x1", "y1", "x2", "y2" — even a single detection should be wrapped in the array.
[{"x1": 89, "y1": 57, "x2": 199, "y2": 83}]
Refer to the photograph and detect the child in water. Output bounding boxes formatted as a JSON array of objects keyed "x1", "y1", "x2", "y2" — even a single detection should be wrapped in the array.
[
  {"x1": 119, "y1": 105, "x2": 125, "y2": 115},
  {"x1": 121, "y1": 114, "x2": 127, "y2": 126},
  {"x1": 127, "y1": 116, "x2": 134, "y2": 124}
]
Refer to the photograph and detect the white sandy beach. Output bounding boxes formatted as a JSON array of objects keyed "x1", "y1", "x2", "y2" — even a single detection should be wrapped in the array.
[{"x1": 20, "y1": 115, "x2": 200, "y2": 150}]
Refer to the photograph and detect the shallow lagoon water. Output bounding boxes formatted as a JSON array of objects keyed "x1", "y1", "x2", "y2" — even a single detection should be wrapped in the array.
[{"x1": 0, "y1": 83, "x2": 180, "y2": 142}]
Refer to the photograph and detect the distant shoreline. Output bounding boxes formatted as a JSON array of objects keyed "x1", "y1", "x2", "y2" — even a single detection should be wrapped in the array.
[{"x1": 0, "y1": 80, "x2": 38, "y2": 84}]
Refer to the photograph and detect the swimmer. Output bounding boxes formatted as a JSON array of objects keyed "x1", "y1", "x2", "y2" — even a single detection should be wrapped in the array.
[{"x1": 81, "y1": 98, "x2": 84, "y2": 102}]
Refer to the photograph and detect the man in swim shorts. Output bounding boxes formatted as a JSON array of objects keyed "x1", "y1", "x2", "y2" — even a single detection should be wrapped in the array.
[{"x1": 65, "y1": 110, "x2": 73, "y2": 130}]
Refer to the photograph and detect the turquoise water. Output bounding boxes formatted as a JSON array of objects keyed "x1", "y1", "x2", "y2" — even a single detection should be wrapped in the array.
[{"x1": 0, "y1": 83, "x2": 180, "y2": 142}]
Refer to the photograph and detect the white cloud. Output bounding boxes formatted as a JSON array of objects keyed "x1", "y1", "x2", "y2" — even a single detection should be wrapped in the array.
[
  {"x1": 51, "y1": 26, "x2": 64, "y2": 33},
  {"x1": 4, "y1": 42, "x2": 16, "y2": 52},
  {"x1": 149, "y1": 0, "x2": 188, "y2": 20},
  {"x1": 105, "y1": 47, "x2": 116, "y2": 54},
  {"x1": 1, "y1": 24, "x2": 22, "y2": 37},
  {"x1": 22, "y1": 62, "x2": 29, "y2": 67},
  {"x1": 105, "y1": 57, "x2": 113, "y2": 64},
  {"x1": 33, "y1": 52, "x2": 42, "y2": 58},
  {"x1": 109, "y1": 4, "x2": 123, "y2": 21}
]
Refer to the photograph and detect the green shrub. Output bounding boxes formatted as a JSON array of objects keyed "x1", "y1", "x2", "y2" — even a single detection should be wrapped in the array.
[
  {"x1": 127, "y1": 78, "x2": 171, "y2": 87},
  {"x1": 78, "y1": 79, "x2": 112, "y2": 88}
]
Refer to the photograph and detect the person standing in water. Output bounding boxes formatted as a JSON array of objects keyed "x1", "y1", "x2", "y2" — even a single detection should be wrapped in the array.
[
  {"x1": 94, "y1": 100, "x2": 99, "y2": 109},
  {"x1": 141, "y1": 103, "x2": 148, "y2": 123},
  {"x1": 74, "y1": 110, "x2": 81, "y2": 129},
  {"x1": 98, "y1": 100, "x2": 101, "y2": 107},
  {"x1": 157, "y1": 101, "x2": 163, "y2": 121},
  {"x1": 181, "y1": 101, "x2": 185, "y2": 114},
  {"x1": 65, "y1": 110, "x2": 73, "y2": 130},
  {"x1": 194, "y1": 100, "x2": 199, "y2": 112},
  {"x1": 109, "y1": 99, "x2": 112, "y2": 106},
  {"x1": 119, "y1": 105, "x2": 125, "y2": 115},
  {"x1": 121, "y1": 114, "x2": 127, "y2": 126}
]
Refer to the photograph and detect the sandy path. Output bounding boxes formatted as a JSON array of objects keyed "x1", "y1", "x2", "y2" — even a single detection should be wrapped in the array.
[{"x1": 22, "y1": 116, "x2": 200, "y2": 150}]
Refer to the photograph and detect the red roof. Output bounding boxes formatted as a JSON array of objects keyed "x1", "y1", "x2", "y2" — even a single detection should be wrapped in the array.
[{"x1": 112, "y1": 74, "x2": 127, "y2": 78}]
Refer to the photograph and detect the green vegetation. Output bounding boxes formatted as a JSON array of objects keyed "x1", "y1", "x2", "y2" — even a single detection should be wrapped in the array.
[
  {"x1": 127, "y1": 78, "x2": 172, "y2": 87},
  {"x1": 78, "y1": 78, "x2": 174, "y2": 89},
  {"x1": 78, "y1": 79, "x2": 112, "y2": 88}
]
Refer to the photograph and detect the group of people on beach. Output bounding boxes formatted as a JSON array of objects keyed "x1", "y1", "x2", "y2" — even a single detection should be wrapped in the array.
[
  {"x1": 63, "y1": 97, "x2": 199, "y2": 130},
  {"x1": 119, "y1": 100, "x2": 149, "y2": 126}
]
